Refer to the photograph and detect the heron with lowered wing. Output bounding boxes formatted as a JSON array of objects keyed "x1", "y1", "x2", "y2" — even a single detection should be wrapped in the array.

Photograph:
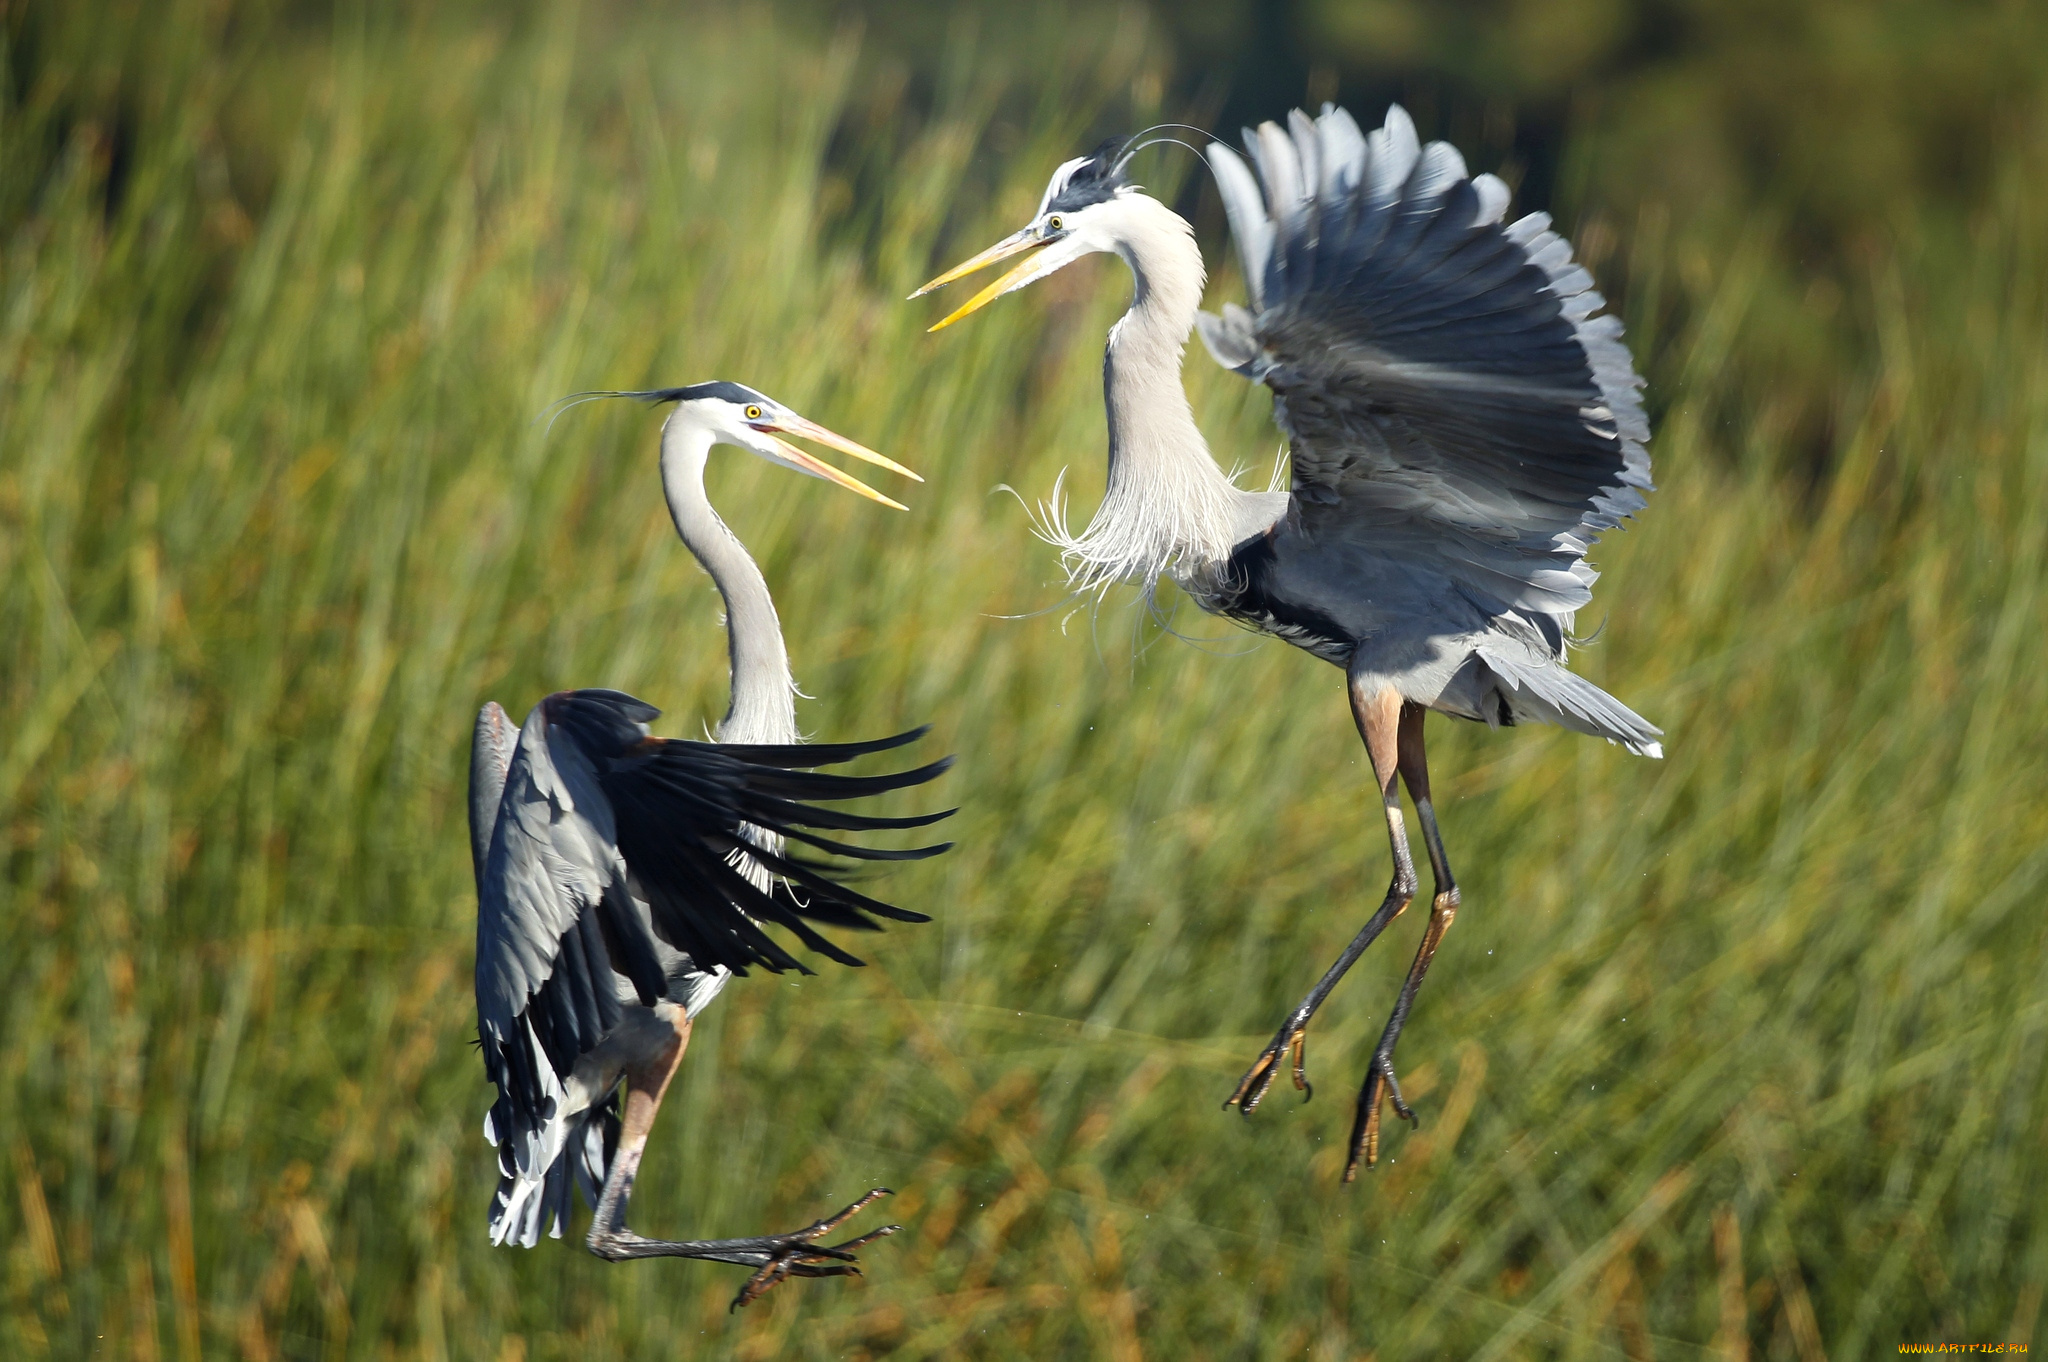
[{"x1": 468, "y1": 384, "x2": 950, "y2": 1305}]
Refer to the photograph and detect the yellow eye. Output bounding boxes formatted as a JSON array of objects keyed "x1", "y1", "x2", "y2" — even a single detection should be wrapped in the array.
[
  {"x1": 744, "y1": 404, "x2": 763, "y2": 420},
  {"x1": 1046, "y1": 214, "x2": 1064, "y2": 232}
]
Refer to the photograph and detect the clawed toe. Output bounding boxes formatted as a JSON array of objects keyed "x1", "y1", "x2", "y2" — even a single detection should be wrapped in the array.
[
  {"x1": 1375, "y1": 1054, "x2": 1416, "y2": 1126},
  {"x1": 1345, "y1": 1053, "x2": 1420, "y2": 1182},
  {"x1": 1225, "y1": 1024, "x2": 1313, "y2": 1114},
  {"x1": 728, "y1": 1190, "x2": 900, "y2": 1311}
]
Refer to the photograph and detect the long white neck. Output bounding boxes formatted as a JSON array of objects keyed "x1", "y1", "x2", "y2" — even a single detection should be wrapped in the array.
[
  {"x1": 1046, "y1": 192, "x2": 1265, "y2": 594},
  {"x1": 658, "y1": 413, "x2": 798, "y2": 746}
]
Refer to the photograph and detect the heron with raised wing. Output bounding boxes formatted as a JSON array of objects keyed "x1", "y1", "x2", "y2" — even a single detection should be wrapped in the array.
[
  {"x1": 916, "y1": 106, "x2": 1659, "y2": 1179},
  {"x1": 468, "y1": 384, "x2": 949, "y2": 1306}
]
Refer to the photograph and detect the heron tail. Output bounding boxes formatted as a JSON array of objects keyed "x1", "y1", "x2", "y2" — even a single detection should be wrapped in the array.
[
  {"x1": 485, "y1": 1089, "x2": 618, "y2": 1248},
  {"x1": 1476, "y1": 649, "x2": 1664, "y2": 759}
]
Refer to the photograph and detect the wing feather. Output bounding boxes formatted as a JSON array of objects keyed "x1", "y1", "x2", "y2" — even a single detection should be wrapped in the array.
[
  {"x1": 1315, "y1": 104, "x2": 1367, "y2": 203},
  {"x1": 600, "y1": 730, "x2": 950, "y2": 974},
  {"x1": 1208, "y1": 104, "x2": 1651, "y2": 606},
  {"x1": 1208, "y1": 144, "x2": 1273, "y2": 311},
  {"x1": 471, "y1": 690, "x2": 950, "y2": 1246},
  {"x1": 473, "y1": 698, "x2": 655, "y2": 1246}
]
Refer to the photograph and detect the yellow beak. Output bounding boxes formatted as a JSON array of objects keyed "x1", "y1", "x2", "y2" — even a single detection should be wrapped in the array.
[
  {"x1": 910, "y1": 228, "x2": 1039, "y2": 299},
  {"x1": 911, "y1": 228, "x2": 1068, "y2": 333},
  {"x1": 767, "y1": 414, "x2": 922, "y2": 483},
  {"x1": 756, "y1": 414, "x2": 914, "y2": 511}
]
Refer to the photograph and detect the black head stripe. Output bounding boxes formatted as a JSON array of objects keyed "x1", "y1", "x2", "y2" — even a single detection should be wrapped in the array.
[
  {"x1": 1045, "y1": 138, "x2": 1129, "y2": 214},
  {"x1": 636, "y1": 380, "x2": 772, "y2": 407}
]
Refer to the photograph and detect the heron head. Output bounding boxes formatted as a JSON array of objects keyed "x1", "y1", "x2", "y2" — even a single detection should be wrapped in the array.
[
  {"x1": 555, "y1": 382, "x2": 919, "y2": 509},
  {"x1": 911, "y1": 140, "x2": 1136, "y2": 330}
]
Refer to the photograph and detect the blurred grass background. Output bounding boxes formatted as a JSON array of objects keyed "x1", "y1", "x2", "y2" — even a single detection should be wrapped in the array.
[{"x1": 4, "y1": 0, "x2": 2047, "y2": 1357}]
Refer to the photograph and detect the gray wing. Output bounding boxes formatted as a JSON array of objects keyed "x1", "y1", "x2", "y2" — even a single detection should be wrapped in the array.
[
  {"x1": 468, "y1": 702, "x2": 518, "y2": 887},
  {"x1": 1201, "y1": 105, "x2": 1651, "y2": 617},
  {"x1": 471, "y1": 689, "x2": 955, "y2": 1246},
  {"x1": 474, "y1": 695, "x2": 669, "y2": 1246},
  {"x1": 475, "y1": 689, "x2": 954, "y2": 1101},
  {"x1": 473, "y1": 699, "x2": 664, "y2": 1052}
]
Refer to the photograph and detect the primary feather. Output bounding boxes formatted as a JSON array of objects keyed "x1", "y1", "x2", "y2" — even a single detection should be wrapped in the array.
[
  {"x1": 1203, "y1": 104, "x2": 1652, "y2": 613},
  {"x1": 1192, "y1": 105, "x2": 1661, "y2": 754}
]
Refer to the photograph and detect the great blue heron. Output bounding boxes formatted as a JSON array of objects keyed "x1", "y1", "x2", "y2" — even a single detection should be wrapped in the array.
[
  {"x1": 916, "y1": 105, "x2": 1659, "y2": 1179},
  {"x1": 469, "y1": 384, "x2": 949, "y2": 1306}
]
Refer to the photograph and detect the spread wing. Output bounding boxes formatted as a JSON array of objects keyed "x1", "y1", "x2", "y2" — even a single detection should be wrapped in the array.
[
  {"x1": 599, "y1": 723, "x2": 953, "y2": 978},
  {"x1": 474, "y1": 688, "x2": 952, "y2": 1047},
  {"x1": 1201, "y1": 104, "x2": 1652, "y2": 616}
]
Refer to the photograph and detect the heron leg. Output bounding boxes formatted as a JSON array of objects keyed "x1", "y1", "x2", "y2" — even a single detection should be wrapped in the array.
[
  {"x1": 1225, "y1": 681, "x2": 1416, "y2": 1115},
  {"x1": 1346, "y1": 702, "x2": 1460, "y2": 1180},
  {"x1": 583, "y1": 1009, "x2": 899, "y2": 1309}
]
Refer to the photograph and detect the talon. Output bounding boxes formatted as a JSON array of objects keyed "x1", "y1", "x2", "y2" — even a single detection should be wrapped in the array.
[
  {"x1": 1225, "y1": 1055, "x2": 1276, "y2": 1113},
  {"x1": 731, "y1": 1258, "x2": 794, "y2": 1311},
  {"x1": 800, "y1": 1188, "x2": 894, "y2": 1240},
  {"x1": 1244, "y1": 1064, "x2": 1278, "y2": 1113},
  {"x1": 1345, "y1": 1055, "x2": 1416, "y2": 1182},
  {"x1": 726, "y1": 1193, "x2": 900, "y2": 1311},
  {"x1": 822, "y1": 1223, "x2": 902, "y2": 1254},
  {"x1": 1223, "y1": 1051, "x2": 1275, "y2": 1112},
  {"x1": 1345, "y1": 1087, "x2": 1380, "y2": 1182},
  {"x1": 1226, "y1": 1024, "x2": 1311, "y2": 1115}
]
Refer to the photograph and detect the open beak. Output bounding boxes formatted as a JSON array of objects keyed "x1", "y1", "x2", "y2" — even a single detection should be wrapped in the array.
[
  {"x1": 764, "y1": 415, "x2": 921, "y2": 483},
  {"x1": 911, "y1": 228, "x2": 1067, "y2": 332},
  {"x1": 768, "y1": 438, "x2": 906, "y2": 510},
  {"x1": 911, "y1": 227, "x2": 1039, "y2": 299},
  {"x1": 751, "y1": 413, "x2": 917, "y2": 511}
]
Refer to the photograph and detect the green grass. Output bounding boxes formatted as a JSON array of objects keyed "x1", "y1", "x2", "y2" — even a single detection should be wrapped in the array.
[{"x1": 4, "y1": 2, "x2": 2046, "y2": 1358}]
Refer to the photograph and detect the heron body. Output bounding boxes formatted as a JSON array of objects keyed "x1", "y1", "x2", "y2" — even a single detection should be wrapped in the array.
[
  {"x1": 469, "y1": 386, "x2": 946, "y2": 1305},
  {"x1": 919, "y1": 105, "x2": 1659, "y2": 1176}
]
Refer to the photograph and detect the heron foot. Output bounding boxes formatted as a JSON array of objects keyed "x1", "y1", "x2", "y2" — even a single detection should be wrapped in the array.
[
  {"x1": 729, "y1": 1189, "x2": 901, "y2": 1311},
  {"x1": 1224, "y1": 1019, "x2": 1314, "y2": 1115},
  {"x1": 586, "y1": 1189, "x2": 900, "y2": 1306},
  {"x1": 1345, "y1": 1053, "x2": 1419, "y2": 1181}
]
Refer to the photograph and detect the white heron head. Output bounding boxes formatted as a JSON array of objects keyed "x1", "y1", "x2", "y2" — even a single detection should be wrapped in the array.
[
  {"x1": 910, "y1": 140, "x2": 1140, "y2": 330},
  {"x1": 553, "y1": 382, "x2": 919, "y2": 509}
]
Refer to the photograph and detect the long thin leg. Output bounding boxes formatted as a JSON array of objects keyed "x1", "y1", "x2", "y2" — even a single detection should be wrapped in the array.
[
  {"x1": 1346, "y1": 703, "x2": 1460, "y2": 1180},
  {"x1": 586, "y1": 1011, "x2": 691, "y2": 1253},
  {"x1": 1226, "y1": 681, "x2": 1417, "y2": 1114},
  {"x1": 584, "y1": 1008, "x2": 899, "y2": 1309}
]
